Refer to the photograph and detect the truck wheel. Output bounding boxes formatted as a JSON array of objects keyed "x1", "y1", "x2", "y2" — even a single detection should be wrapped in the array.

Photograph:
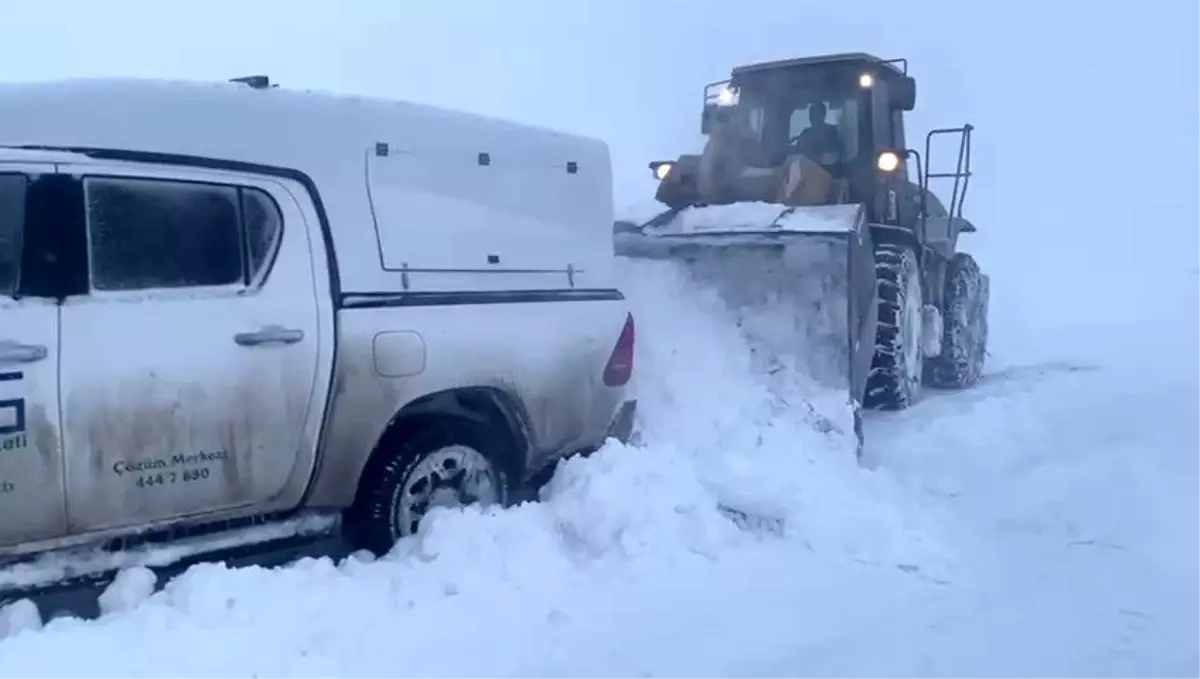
[
  {"x1": 345, "y1": 420, "x2": 512, "y2": 556},
  {"x1": 927, "y1": 252, "x2": 989, "y2": 389},
  {"x1": 863, "y1": 243, "x2": 924, "y2": 410}
]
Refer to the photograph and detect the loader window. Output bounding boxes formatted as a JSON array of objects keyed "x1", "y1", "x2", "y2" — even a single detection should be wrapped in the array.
[
  {"x1": 744, "y1": 106, "x2": 765, "y2": 136},
  {"x1": 788, "y1": 99, "x2": 860, "y2": 164}
]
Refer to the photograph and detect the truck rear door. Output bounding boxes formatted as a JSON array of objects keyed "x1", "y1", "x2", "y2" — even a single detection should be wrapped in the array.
[{"x1": 55, "y1": 162, "x2": 324, "y2": 533}]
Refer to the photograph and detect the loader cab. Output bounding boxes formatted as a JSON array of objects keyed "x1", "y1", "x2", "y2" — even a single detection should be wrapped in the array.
[{"x1": 701, "y1": 53, "x2": 916, "y2": 214}]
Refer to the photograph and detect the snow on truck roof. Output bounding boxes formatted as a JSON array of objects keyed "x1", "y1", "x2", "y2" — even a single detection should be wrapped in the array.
[
  {"x1": 0, "y1": 78, "x2": 616, "y2": 293},
  {"x1": 0, "y1": 77, "x2": 607, "y2": 167}
]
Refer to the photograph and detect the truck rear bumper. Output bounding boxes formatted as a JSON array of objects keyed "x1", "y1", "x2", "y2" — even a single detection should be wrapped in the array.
[
  {"x1": 518, "y1": 399, "x2": 639, "y2": 501},
  {"x1": 606, "y1": 399, "x2": 638, "y2": 444}
]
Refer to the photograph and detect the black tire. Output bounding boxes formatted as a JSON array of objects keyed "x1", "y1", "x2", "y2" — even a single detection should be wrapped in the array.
[
  {"x1": 853, "y1": 406, "x2": 864, "y2": 462},
  {"x1": 344, "y1": 418, "x2": 513, "y2": 556},
  {"x1": 863, "y1": 243, "x2": 924, "y2": 410},
  {"x1": 927, "y1": 252, "x2": 989, "y2": 389}
]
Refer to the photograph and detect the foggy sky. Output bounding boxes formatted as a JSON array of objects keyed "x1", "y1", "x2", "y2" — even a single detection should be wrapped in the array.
[{"x1": 4, "y1": 0, "x2": 1195, "y2": 208}]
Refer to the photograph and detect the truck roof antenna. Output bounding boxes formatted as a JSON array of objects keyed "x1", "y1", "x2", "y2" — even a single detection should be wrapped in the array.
[{"x1": 230, "y1": 75, "x2": 273, "y2": 90}]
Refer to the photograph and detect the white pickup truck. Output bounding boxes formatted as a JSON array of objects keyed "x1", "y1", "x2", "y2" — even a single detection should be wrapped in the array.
[{"x1": 0, "y1": 76, "x2": 636, "y2": 587}]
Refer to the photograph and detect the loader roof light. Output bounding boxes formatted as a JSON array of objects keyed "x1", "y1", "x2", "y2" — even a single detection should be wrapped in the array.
[
  {"x1": 858, "y1": 72, "x2": 876, "y2": 89},
  {"x1": 715, "y1": 85, "x2": 739, "y2": 107},
  {"x1": 877, "y1": 150, "x2": 901, "y2": 173}
]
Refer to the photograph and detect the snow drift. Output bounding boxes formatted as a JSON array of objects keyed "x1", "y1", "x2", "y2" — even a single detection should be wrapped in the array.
[{"x1": 0, "y1": 254, "x2": 952, "y2": 676}]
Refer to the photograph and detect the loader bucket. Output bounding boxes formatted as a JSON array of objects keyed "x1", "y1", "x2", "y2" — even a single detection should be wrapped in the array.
[{"x1": 615, "y1": 202, "x2": 878, "y2": 417}]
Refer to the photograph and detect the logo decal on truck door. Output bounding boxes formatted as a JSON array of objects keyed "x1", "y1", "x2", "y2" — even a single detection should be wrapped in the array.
[{"x1": 0, "y1": 370, "x2": 28, "y2": 453}]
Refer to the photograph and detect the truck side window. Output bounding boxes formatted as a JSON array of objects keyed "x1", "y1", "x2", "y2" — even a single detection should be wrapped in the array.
[
  {"x1": 241, "y1": 188, "x2": 282, "y2": 283},
  {"x1": 85, "y1": 177, "x2": 243, "y2": 292},
  {"x1": 0, "y1": 174, "x2": 27, "y2": 297}
]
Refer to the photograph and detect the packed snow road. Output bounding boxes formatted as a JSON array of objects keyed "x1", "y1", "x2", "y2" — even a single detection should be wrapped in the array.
[
  {"x1": 0, "y1": 252, "x2": 1195, "y2": 677},
  {"x1": 862, "y1": 324, "x2": 1199, "y2": 674}
]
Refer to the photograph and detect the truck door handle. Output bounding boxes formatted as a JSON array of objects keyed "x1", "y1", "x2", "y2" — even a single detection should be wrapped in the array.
[
  {"x1": 0, "y1": 341, "x2": 48, "y2": 364},
  {"x1": 234, "y1": 326, "x2": 305, "y2": 347}
]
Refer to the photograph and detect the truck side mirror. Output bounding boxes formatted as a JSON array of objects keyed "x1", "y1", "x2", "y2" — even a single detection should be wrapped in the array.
[{"x1": 891, "y1": 76, "x2": 917, "y2": 111}]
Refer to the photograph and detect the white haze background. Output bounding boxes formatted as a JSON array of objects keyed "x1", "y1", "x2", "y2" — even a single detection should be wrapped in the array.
[{"x1": 4, "y1": 0, "x2": 1195, "y2": 322}]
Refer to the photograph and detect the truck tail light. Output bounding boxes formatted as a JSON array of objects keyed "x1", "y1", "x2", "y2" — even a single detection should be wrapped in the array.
[{"x1": 603, "y1": 313, "x2": 635, "y2": 387}]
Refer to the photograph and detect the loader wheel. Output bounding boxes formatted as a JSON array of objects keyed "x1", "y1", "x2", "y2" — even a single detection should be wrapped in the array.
[
  {"x1": 344, "y1": 419, "x2": 513, "y2": 556},
  {"x1": 863, "y1": 243, "x2": 924, "y2": 410},
  {"x1": 927, "y1": 252, "x2": 989, "y2": 389}
]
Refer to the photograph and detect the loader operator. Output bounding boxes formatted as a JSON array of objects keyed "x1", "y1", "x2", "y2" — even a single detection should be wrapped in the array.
[
  {"x1": 694, "y1": 93, "x2": 845, "y2": 207},
  {"x1": 792, "y1": 102, "x2": 842, "y2": 169}
]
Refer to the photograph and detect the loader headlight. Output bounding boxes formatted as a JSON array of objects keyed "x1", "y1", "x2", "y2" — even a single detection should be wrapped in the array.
[
  {"x1": 876, "y1": 151, "x2": 901, "y2": 173},
  {"x1": 650, "y1": 161, "x2": 674, "y2": 180},
  {"x1": 858, "y1": 72, "x2": 875, "y2": 89}
]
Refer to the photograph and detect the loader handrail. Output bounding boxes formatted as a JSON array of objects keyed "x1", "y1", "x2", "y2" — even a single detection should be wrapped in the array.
[
  {"x1": 703, "y1": 79, "x2": 733, "y2": 105},
  {"x1": 905, "y1": 148, "x2": 925, "y2": 193},
  {"x1": 923, "y1": 124, "x2": 974, "y2": 221}
]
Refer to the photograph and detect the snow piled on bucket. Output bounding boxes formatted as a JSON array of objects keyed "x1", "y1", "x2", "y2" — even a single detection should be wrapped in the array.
[
  {"x1": 651, "y1": 202, "x2": 862, "y2": 235},
  {"x1": 614, "y1": 254, "x2": 933, "y2": 554},
  {"x1": 638, "y1": 237, "x2": 856, "y2": 394},
  {"x1": 0, "y1": 256, "x2": 949, "y2": 676}
]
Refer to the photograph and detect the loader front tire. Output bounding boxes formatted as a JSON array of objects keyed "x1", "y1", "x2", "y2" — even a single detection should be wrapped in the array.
[
  {"x1": 927, "y1": 252, "x2": 989, "y2": 389},
  {"x1": 864, "y1": 243, "x2": 924, "y2": 410}
]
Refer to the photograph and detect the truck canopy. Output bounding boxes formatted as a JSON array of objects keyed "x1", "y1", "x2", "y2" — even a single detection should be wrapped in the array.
[{"x1": 0, "y1": 79, "x2": 615, "y2": 294}]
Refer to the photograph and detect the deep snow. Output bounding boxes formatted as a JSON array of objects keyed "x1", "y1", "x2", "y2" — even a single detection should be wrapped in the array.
[
  {"x1": 0, "y1": 235, "x2": 1195, "y2": 676},
  {"x1": 0, "y1": 0, "x2": 1194, "y2": 673}
]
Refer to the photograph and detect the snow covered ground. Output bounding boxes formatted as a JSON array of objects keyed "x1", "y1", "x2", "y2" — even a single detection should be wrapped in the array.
[
  {"x1": 0, "y1": 228, "x2": 1195, "y2": 675},
  {"x1": 0, "y1": 2, "x2": 1195, "y2": 672}
]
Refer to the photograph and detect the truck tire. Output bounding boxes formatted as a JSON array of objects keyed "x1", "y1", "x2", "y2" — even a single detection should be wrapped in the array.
[
  {"x1": 853, "y1": 406, "x2": 864, "y2": 462},
  {"x1": 863, "y1": 243, "x2": 924, "y2": 410},
  {"x1": 345, "y1": 420, "x2": 512, "y2": 556},
  {"x1": 927, "y1": 252, "x2": 989, "y2": 389}
]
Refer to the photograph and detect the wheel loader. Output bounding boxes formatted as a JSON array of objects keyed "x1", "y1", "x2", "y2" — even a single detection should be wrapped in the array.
[{"x1": 615, "y1": 53, "x2": 990, "y2": 452}]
